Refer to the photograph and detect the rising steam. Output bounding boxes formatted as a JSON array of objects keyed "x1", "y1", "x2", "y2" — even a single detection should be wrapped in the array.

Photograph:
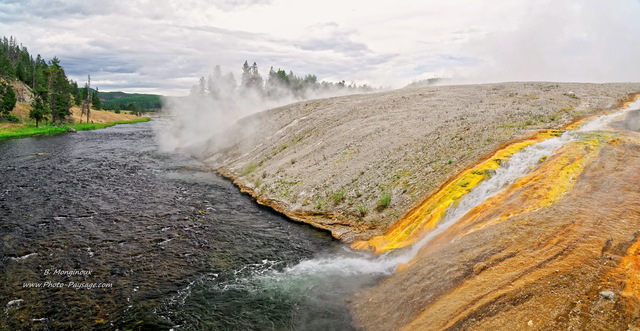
[{"x1": 155, "y1": 63, "x2": 377, "y2": 155}]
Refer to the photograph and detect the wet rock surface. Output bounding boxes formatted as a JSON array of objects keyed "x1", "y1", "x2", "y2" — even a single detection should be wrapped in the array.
[{"x1": 0, "y1": 121, "x2": 338, "y2": 330}]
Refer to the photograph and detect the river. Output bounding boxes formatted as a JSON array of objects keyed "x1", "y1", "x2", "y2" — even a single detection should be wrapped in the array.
[{"x1": 0, "y1": 120, "x2": 382, "y2": 330}]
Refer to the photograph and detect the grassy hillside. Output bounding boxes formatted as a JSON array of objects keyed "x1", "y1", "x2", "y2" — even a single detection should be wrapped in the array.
[{"x1": 0, "y1": 101, "x2": 149, "y2": 140}]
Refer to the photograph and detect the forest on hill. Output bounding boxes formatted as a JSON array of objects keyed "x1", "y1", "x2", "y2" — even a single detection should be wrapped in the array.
[
  {"x1": 99, "y1": 91, "x2": 161, "y2": 113},
  {"x1": 0, "y1": 36, "x2": 104, "y2": 126},
  {"x1": 0, "y1": 36, "x2": 158, "y2": 125}
]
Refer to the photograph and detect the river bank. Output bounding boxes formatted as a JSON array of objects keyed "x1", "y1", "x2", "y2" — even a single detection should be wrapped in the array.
[
  {"x1": 0, "y1": 102, "x2": 150, "y2": 141},
  {"x1": 203, "y1": 82, "x2": 640, "y2": 242}
]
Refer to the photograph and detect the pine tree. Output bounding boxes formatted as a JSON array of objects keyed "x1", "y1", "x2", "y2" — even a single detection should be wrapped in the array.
[
  {"x1": 0, "y1": 83, "x2": 17, "y2": 115},
  {"x1": 0, "y1": 55, "x2": 13, "y2": 77},
  {"x1": 46, "y1": 57, "x2": 71, "y2": 124},
  {"x1": 250, "y1": 62, "x2": 263, "y2": 91},
  {"x1": 92, "y1": 87, "x2": 101, "y2": 110},
  {"x1": 241, "y1": 60, "x2": 251, "y2": 89},
  {"x1": 29, "y1": 88, "x2": 50, "y2": 127}
]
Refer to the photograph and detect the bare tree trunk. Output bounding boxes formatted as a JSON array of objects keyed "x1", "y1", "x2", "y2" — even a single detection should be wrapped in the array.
[{"x1": 81, "y1": 75, "x2": 91, "y2": 123}]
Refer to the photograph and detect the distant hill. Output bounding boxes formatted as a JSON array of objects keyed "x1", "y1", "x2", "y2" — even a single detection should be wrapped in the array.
[{"x1": 99, "y1": 92, "x2": 162, "y2": 111}]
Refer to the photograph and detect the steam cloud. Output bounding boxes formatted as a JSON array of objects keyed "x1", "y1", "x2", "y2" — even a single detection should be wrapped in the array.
[
  {"x1": 155, "y1": 65, "x2": 376, "y2": 156},
  {"x1": 450, "y1": 0, "x2": 640, "y2": 84}
]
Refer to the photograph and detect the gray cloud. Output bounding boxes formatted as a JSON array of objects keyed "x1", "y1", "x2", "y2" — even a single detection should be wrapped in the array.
[
  {"x1": 296, "y1": 37, "x2": 369, "y2": 55},
  {"x1": 0, "y1": 1, "x2": 460, "y2": 94},
  {"x1": 0, "y1": 0, "x2": 121, "y2": 19},
  {"x1": 212, "y1": 0, "x2": 273, "y2": 11},
  {"x1": 2, "y1": 0, "x2": 638, "y2": 95}
]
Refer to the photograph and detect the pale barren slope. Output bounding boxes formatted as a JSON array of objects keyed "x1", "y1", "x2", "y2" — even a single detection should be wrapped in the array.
[{"x1": 201, "y1": 82, "x2": 640, "y2": 241}]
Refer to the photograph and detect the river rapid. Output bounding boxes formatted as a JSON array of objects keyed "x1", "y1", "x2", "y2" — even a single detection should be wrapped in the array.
[{"x1": 0, "y1": 121, "x2": 379, "y2": 330}]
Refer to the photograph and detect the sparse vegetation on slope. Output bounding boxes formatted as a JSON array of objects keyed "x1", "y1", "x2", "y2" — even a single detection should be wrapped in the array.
[{"x1": 202, "y1": 82, "x2": 640, "y2": 241}]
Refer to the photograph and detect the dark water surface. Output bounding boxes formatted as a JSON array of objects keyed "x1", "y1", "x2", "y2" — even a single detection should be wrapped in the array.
[{"x1": 0, "y1": 121, "x2": 364, "y2": 330}]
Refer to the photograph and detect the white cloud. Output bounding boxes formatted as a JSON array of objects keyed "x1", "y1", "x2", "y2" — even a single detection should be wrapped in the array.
[{"x1": 1, "y1": 0, "x2": 638, "y2": 95}]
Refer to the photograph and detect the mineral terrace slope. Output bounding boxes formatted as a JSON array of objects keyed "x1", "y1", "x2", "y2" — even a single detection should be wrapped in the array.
[
  {"x1": 200, "y1": 82, "x2": 640, "y2": 241},
  {"x1": 350, "y1": 118, "x2": 640, "y2": 331}
]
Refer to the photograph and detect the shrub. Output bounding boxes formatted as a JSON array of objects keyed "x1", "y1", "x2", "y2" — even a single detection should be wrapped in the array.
[
  {"x1": 358, "y1": 205, "x2": 369, "y2": 217},
  {"x1": 376, "y1": 190, "x2": 392, "y2": 211},
  {"x1": 3, "y1": 113, "x2": 20, "y2": 123}
]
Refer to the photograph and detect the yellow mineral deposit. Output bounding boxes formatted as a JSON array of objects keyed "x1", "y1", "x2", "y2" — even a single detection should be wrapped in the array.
[
  {"x1": 350, "y1": 130, "x2": 564, "y2": 254},
  {"x1": 619, "y1": 237, "x2": 640, "y2": 300},
  {"x1": 429, "y1": 134, "x2": 613, "y2": 248}
]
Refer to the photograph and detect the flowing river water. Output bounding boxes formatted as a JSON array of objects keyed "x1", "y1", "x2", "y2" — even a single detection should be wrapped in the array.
[
  {"x1": 3, "y1": 99, "x2": 639, "y2": 330},
  {"x1": 0, "y1": 121, "x2": 388, "y2": 330}
]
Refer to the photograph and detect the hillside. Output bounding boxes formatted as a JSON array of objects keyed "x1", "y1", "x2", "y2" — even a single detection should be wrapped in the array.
[
  {"x1": 99, "y1": 91, "x2": 162, "y2": 111},
  {"x1": 9, "y1": 101, "x2": 141, "y2": 124},
  {"x1": 198, "y1": 82, "x2": 640, "y2": 242}
]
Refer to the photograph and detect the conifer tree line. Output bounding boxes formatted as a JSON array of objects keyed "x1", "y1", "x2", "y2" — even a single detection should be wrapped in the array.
[
  {"x1": 191, "y1": 61, "x2": 377, "y2": 100},
  {"x1": 0, "y1": 36, "x2": 101, "y2": 126}
]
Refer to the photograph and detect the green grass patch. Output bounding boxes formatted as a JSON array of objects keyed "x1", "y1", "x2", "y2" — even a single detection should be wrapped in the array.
[
  {"x1": 376, "y1": 190, "x2": 392, "y2": 211},
  {"x1": 0, "y1": 117, "x2": 151, "y2": 141},
  {"x1": 358, "y1": 205, "x2": 369, "y2": 217},
  {"x1": 330, "y1": 188, "x2": 346, "y2": 204},
  {"x1": 241, "y1": 163, "x2": 258, "y2": 177}
]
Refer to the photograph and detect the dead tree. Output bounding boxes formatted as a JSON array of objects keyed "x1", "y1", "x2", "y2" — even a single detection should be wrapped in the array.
[{"x1": 80, "y1": 74, "x2": 91, "y2": 123}]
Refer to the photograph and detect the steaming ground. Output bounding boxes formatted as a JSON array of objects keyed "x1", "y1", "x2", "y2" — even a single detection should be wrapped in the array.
[
  {"x1": 158, "y1": 86, "x2": 371, "y2": 154},
  {"x1": 161, "y1": 82, "x2": 640, "y2": 242}
]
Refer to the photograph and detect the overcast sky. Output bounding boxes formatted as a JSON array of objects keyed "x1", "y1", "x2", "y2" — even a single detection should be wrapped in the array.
[{"x1": 1, "y1": 0, "x2": 639, "y2": 95}]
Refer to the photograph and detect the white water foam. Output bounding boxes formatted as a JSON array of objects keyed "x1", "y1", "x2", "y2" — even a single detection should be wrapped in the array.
[{"x1": 577, "y1": 99, "x2": 640, "y2": 132}]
